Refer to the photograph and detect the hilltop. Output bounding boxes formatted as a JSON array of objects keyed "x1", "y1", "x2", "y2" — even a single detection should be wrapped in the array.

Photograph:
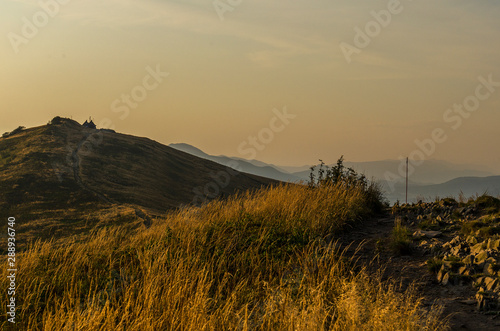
[{"x1": 0, "y1": 117, "x2": 277, "y2": 244}]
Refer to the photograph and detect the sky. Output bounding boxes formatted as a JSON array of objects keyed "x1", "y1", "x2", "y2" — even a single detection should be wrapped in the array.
[{"x1": 1, "y1": 0, "x2": 500, "y2": 171}]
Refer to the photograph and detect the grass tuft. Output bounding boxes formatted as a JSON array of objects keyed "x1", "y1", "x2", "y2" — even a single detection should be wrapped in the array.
[{"x1": 391, "y1": 219, "x2": 413, "y2": 256}]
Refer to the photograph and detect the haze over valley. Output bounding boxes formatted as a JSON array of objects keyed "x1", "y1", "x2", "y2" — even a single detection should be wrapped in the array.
[{"x1": 170, "y1": 142, "x2": 500, "y2": 203}]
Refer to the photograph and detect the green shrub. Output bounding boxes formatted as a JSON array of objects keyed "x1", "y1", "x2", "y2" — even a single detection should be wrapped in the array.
[
  {"x1": 391, "y1": 219, "x2": 412, "y2": 255},
  {"x1": 2, "y1": 126, "x2": 25, "y2": 138},
  {"x1": 474, "y1": 195, "x2": 500, "y2": 214},
  {"x1": 427, "y1": 257, "x2": 443, "y2": 274},
  {"x1": 308, "y1": 156, "x2": 388, "y2": 215},
  {"x1": 461, "y1": 216, "x2": 500, "y2": 238}
]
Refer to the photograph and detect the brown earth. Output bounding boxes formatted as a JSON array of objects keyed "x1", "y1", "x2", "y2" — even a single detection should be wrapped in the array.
[{"x1": 339, "y1": 215, "x2": 500, "y2": 331}]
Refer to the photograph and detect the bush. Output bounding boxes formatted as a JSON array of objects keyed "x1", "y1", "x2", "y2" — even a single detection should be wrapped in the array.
[
  {"x1": 48, "y1": 116, "x2": 63, "y2": 125},
  {"x1": 308, "y1": 156, "x2": 388, "y2": 215},
  {"x1": 427, "y1": 257, "x2": 443, "y2": 274},
  {"x1": 461, "y1": 217, "x2": 500, "y2": 238},
  {"x1": 2, "y1": 126, "x2": 25, "y2": 138},
  {"x1": 474, "y1": 195, "x2": 500, "y2": 214},
  {"x1": 391, "y1": 219, "x2": 412, "y2": 255}
]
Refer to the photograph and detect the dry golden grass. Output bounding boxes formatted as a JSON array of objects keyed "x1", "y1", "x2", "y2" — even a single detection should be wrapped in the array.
[{"x1": 1, "y1": 183, "x2": 449, "y2": 330}]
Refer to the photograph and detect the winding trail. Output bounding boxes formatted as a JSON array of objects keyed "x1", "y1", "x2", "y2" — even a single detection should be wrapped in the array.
[
  {"x1": 70, "y1": 132, "x2": 153, "y2": 227},
  {"x1": 338, "y1": 216, "x2": 500, "y2": 331},
  {"x1": 71, "y1": 133, "x2": 113, "y2": 204}
]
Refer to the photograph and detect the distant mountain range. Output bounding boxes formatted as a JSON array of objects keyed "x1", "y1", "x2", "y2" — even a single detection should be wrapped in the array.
[
  {"x1": 292, "y1": 159, "x2": 495, "y2": 185},
  {"x1": 170, "y1": 143, "x2": 500, "y2": 204},
  {"x1": 382, "y1": 176, "x2": 500, "y2": 204},
  {"x1": 169, "y1": 143, "x2": 302, "y2": 183}
]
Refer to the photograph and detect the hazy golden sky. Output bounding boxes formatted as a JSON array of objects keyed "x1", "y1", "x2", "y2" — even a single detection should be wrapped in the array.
[{"x1": 1, "y1": 0, "x2": 499, "y2": 171}]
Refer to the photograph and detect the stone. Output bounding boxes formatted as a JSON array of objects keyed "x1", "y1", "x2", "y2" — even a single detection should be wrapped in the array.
[
  {"x1": 437, "y1": 266, "x2": 446, "y2": 282},
  {"x1": 484, "y1": 277, "x2": 498, "y2": 291},
  {"x1": 450, "y1": 235, "x2": 461, "y2": 245},
  {"x1": 474, "y1": 277, "x2": 485, "y2": 287},
  {"x1": 450, "y1": 244, "x2": 462, "y2": 256},
  {"x1": 466, "y1": 235, "x2": 478, "y2": 245},
  {"x1": 484, "y1": 263, "x2": 494, "y2": 275},
  {"x1": 462, "y1": 255, "x2": 474, "y2": 265},
  {"x1": 419, "y1": 230, "x2": 442, "y2": 239},
  {"x1": 418, "y1": 240, "x2": 429, "y2": 247},
  {"x1": 470, "y1": 242, "x2": 484, "y2": 255},
  {"x1": 485, "y1": 257, "x2": 497, "y2": 264},
  {"x1": 485, "y1": 263, "x2": 498, "y2": 276},
  {"x1": 488, "y1": 238, "x2": 500, "y2": 250},
  {"x1": 441, "y1": 272, "x2": 450, "y2": 285},
  {"x1": 458, "y1": 266, "x2": 470, "y2": 276},
  {"x1": 476, "y1": 290, "x2": 499, "y2": 311},
  {"x1": 483, "y1": 258, "x2": 498, "y2": 275},
  {"x1": 475, "y1": 251, "x2": 489, "y2": 264},
  {"x1": 476, "y1": 292, "x2": 485, "y2": 311}
]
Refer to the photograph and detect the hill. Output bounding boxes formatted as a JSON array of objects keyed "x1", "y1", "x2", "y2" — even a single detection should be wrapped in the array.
[
  {"x1": 0, "y1": 117, "x2": 277, "y2": 243},
  {"x1": 408, "y1": 176, "x2": 500, "y2": 201},
  {"x1": 377, "y1": 176, "x2": 500, "y2": 204},
  {"x1": 169, "y1": 143, "x2": 302, "y2": 182}
]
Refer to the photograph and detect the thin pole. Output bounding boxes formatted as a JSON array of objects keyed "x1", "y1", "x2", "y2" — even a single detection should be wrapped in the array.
[{"x1": 405, "y1": 157, "x2": 408, "y2": 204}]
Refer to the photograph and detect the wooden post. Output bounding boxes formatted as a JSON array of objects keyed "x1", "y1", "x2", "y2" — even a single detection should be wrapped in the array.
[{"x1": 405, "y1": 157, "x2": 409, "y2": 204}]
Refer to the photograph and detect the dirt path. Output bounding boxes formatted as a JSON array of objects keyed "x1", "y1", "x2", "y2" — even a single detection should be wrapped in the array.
[
  {"x1": 339, "y1": 215, "x2": 500, "y2": 331},
  {"x1": 71, "y1": 133, "x2": 113, "y2": 204}
]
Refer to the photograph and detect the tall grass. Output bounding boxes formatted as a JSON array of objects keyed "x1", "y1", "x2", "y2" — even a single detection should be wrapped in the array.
[
  {"x1": 390, "y1": 218, "x2": 413, "y2": 256},
  {"x1": 1, "y1": 183, "x2": 447, "y2": 330}
]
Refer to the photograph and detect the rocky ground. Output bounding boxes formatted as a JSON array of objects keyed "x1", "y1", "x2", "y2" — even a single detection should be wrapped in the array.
[{"x1": 340, "y1": 195, "x2": 500, "y2": 330}]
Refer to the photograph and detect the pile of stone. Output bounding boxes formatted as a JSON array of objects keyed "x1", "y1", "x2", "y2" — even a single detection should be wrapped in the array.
[
  {"x1": 393, "y1": 196, "x2": 500, "y2": 311},
  {"x1": 392, "y1": 198, "x2": 481, "y2": 226},
  {"x1": 438, "y1": 234, "x2": 500, "y2": 311}
]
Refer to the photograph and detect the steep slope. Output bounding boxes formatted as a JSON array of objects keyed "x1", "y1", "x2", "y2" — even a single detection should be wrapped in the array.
[{"x1": 0, "y1": 117, "x2": 278, "y2": 241}]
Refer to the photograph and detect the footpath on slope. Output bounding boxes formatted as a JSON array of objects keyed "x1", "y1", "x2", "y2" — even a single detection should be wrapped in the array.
[
  {"x1": 71, "y1": 132, "x2": 113, "y2": 204},
  {"x1": 71, "y1": 132, "x2": 153, "y2": 227},
  {"x1": 338, "y1": 198, "x2": 500, "y2": 331}
]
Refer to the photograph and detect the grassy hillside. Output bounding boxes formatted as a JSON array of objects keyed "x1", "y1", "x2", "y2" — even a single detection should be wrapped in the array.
[
  {"x1": 1, "y1": 183, "x2": 447, "y2": 330},
  {"x1": 0, "y1": 117, "x2": 277, "y2": 247}
]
